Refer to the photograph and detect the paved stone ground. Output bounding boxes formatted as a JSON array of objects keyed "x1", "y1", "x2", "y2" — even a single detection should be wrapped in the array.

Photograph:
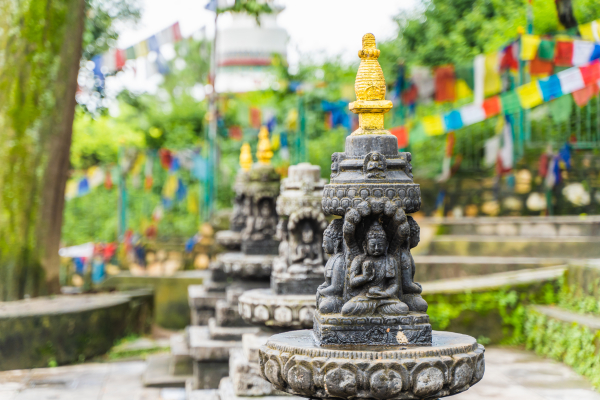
[{"x1": 0, "y1": 347, "x2": 598, "y2": 400}]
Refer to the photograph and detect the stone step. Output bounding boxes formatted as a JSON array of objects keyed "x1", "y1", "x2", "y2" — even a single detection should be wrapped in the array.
[
  {"x1": 422, "y1": 265, "x2": 566, "y2": 295},
  {"x1": 413, "y1": 255, "x2": 567, "y2": 281},
  {"x1": 143, "y1": 353, "x2": 193, "y2": 388},
  {"x1": 427, "y1": 235, "x2": 600, "y2": 258},
  {"x1": 208, "y1": 318, "x2": 260, "y2": 341},
  {"x1": 532, "y1": 305, "x2": 600, "y2": 330},
  {"x1": 562, "y1": 261, "x2": 600, "y2": 308},
  {"x1": 420, "y1": 215, "x2": 600, "y2": 237},
  {"x1": 215, "y1": 377, "x2": 301, "y2": 400},
  {"x1": 187, "y1": 326, "x2": 241, "y2": 362}
]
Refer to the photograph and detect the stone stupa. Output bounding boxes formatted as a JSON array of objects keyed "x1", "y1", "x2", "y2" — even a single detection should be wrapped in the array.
[{"x1": 257, "y1": 34, "x2": 485, "y2": 400}]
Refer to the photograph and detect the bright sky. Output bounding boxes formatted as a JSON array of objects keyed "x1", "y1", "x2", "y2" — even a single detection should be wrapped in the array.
[{"x1": 117, "y1": 0, "x2": 419, "y2": 66}]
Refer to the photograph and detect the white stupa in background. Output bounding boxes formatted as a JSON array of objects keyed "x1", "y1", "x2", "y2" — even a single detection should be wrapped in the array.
[{"x1": 215, "y1": 1, "x2": 288, "y2": 93}]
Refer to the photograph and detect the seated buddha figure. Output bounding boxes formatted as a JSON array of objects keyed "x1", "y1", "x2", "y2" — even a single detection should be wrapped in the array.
[
  {"x1": 291, "y1": 221, "x2": 323, "y2": 268},
  {"x1": 317, "y1": 219, "x2": 345, "y2": 314},
  {"x1": 341, "y1": 220, "x2": 409, "y2": 316}
]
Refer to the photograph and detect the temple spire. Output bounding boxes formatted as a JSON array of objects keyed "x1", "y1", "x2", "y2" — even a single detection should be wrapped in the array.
[
  {"x1": 239, "y1": 142, "x2": 253, "y2": 171},
  {"x1": 256, "y1": 126, "x2": 274, "y2": 164},
  {"x1": 349, "y1": 33, "x2": 393, "y2": 134}
]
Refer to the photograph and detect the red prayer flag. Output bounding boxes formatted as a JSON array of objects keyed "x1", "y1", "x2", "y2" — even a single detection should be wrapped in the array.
[
  {"x1": 144, "y1": 175, "x2": 153, "y2": 191},
  {"x1": 530, "y1": 57, "x2": 553, "y2": 75},
  {"x1": 572, "y1": 83, "x2": 599, "y2": 107},
  {"x1": 389, "y1": 126, "x2": 409, "y2": 148},
  {"x1": 228, "y1": 126, "x2": 242, "y2": 140},
  {"x1": 249, "y1": 107, "x2": 262, "y2": 129},
  {"x1": 104, "y1": 171, "x2": 113, "y2": 190},
  {"x1": 172, "y1": 22, "x2": 182, "y2": 42},
  {"x1": 483, "y1": 96, "x2": 501, "y2": 117},
  {"x1": 445, "y1": 131, "x2": 455, "y2": 157},
  {"x1": 500, "y1": 44, "x2": 519, "y2": 71},
  {"x1": 159, "y1": 149, "x2": 173, "y2": 169},
  {"x1": 554, "y1": 41, "x2": 574, "y2": 67},
  {"x1": 116, "y1": 49, "x2": 126, "y2": 70},
  {"x1": 579, "y1": 60, "x2": 600, "y2": 85},
  {"x1": 401, "y1": 85, "x2": 418, "y2": 105},
  {"x1": 434, "y1": 65, "x2": 456, "y2": 102}
]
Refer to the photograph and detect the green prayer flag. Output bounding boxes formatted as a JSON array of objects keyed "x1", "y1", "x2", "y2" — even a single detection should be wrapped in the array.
[
  {"x1": 455, "y1": 64, "x2": 475, "y2": 90},
  {"x1": 538, "y1": 40, "x2": 555, "y2": 61},
  {"x1": 549, "y1": 95, "x2": 573, "y2": 123},
  {"x1": 126, "y1": 46, "x2": 136, "y2": 60},
  {"x1": 500, "y1": 91, "x2": 520, "y2": 114},
  {"x1": 409, "y1": 122, "x2": 426, "y2": 144}
]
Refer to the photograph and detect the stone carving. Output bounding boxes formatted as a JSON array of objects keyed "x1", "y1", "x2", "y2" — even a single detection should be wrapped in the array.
[
  {"x1": 364, "y1": 152, "x2": 387, "y2": 179},
  {"x1": 271, "y1": 163, "x2": 328, "y2": 295},
  {"x1": 238, "y1": 289, "x2": 316, "y2": 328},
  {"x1": 259, "y1": 330, "x2": 485, "y2": 400},
  {"x1": 258, "y1": 34, "x2": 484, "y2": 400}
]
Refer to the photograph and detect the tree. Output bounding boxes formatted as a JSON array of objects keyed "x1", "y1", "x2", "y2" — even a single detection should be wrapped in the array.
[{"x1": 0, "y1": 0, "x2": 138, "y2": 300}]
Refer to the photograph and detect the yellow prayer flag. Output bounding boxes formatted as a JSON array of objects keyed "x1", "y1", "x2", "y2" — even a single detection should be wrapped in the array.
[
  {"x1": 484, "y1": 52, "x2": 502, "y2": 97},
  {"x1": 187, "y1": 192, "x2": 199, "y2": 214},
  {"x1": 131, "y1": 153, "x2": 146, "y2": 176},
  {"x1": 517, "y1": 81, "x2": 543, "y2": 109},
  {"x1": 455, "y1": 79, "x2": 473, "y2": 100},
  {"x1": 580, "y1": 23, "x2": 594, "y2": 41},
  {"x1": 271, "y1": 133, "x2": 281, "y2": 151},
  {"x1": 65, "y1": 180, "x2": 78, "y2": 200},
  {"x1": 520, "y1": 34, "x2": 541, "y2": 61},
  {"x1": 134, "y1": 41, "x2": 149, "y2": 58},
  {"x1": 162, "y1": 174, "x2": 179, "y2": 199},
  {"x1": 422, "y1": 115, "x2": 445, "y2": 136}
]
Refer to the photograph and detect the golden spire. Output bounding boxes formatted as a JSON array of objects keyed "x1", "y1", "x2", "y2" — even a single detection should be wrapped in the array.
[
  {"x1": 349, "y1": 33, "x2": 393, "y2": 135},
  {"x1": 239, "y1": 142, "x2": 253, "y2": 171},
  {"x1": 256, "y1": 126, "x2": 274, "y2": 165}
]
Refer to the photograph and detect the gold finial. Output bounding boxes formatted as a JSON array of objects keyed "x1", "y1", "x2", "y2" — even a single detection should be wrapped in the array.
[
  {"x1": 349, "y1": 33, "x2": 393, "y2": 135},
  {"x1": 256, "y1": 126, "x2": 273, "y2": 164},
  {"x1": 239, "y1": 142, "x2": 253, "y2": 171}
]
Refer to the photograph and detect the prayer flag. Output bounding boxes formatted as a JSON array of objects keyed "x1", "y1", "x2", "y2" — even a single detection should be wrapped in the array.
[
  {"x1": 579, "y1": 60, "x2": 600, "y2": 85},
  {"x1": 147, "y1": 35, "x2": 159, "y2": 52},
  {"x1": 537, "y1": 39, "x2": 556, "y2": 61},
  {"x1": 116, "y1": 49, "x2": 126, "y2": 70},
  {"x1": 538, "y1": 75, "x2": 563, "y2": 101},
  {"x1": 434, "y1": 65, "x2": 456, "y2": 102},
  {"x1": 455, "y1": 65, "x2": 475, "y2": 90},
  {"x1": 422, "y1": 115, "x2": 445, "y2": 136},
  {"x1": 554, "y1": 41, "x2": 574, "y2": 67},
  {"x1": 572, "y1": 83, "x2": 599, "y2": 107},
  {"x1": 162, "y1": 175, "x2": 178, "y2": 199},
  {"x1": 78, "y1": 177, "x2": 90, "y2": 196},
  {"x1": 500, "y1": 44, "x2": 519, "y2": 71},
  {"x1": 483, "y1": 96, "x2": 502, "y2": 117},
  {"x1": 474, "y1": 55, "x2": 485, "y2": 104},
  {"x1": 125, "y1": 46, "x2": 135, "y2": 60},
  {"x1": 530, "y1": 57, "x2": 553, "y2": 75},
  {"x1": 460, "y1": 104, "x2": 486, "y2": 125},
  {"x1": 455, "y1": 79, "x2": 473, "y2": 100},
  {"x1": 549, "y1": 95, "x2": 573, "y2": 123},
  {"x1": 557, "y1": 67, "x2": 585, "y2": 94},
  {"x1": 229, "y1": 126, "x2": 242, "y2": 140},
  {"x1": 498, "y1": 117, "x2": 514, "y2": 173},
  {"x1": 484, "y1": 136, "x2": 500, "y2": 167},
  {"x1": 572, "y1": 40, "x2": 595, "y2": 66},
  {"x1": 172, "y1": 22, "x2": 182, "y2": 41},
  {"x1": 389, "y1": 126, "x2": 409, "y2": 148},
  {"x1": 250, "y1": 107, "x2": 262, "y2": 129},
  {"x1": 443, "y1": 110, "x2": 463, "y2": 131},
  {"x1": 500, "y1": 91, "x2": 520, "y2": 114},
  {"x1": 580, "y1": 21, "x2": 600, "y2": 42},
  {"x1": 591, "y1": 44, "x2": 600, "y2": 62},
  {"x1": 411, "y1": 66, "x2": 435, "y2": 102},
  {"x1": 521, "y1": 35, "x2": 541, "y2": 61},
  {"x1": 484, "y1": 52, "x2": 502, "y2": 96},
  {"x1": 517, "y1": 81, "x2": 544, "y2": 109},
  {"x1": 134, "y1": 40, "x2": 149, "y2": 58}
]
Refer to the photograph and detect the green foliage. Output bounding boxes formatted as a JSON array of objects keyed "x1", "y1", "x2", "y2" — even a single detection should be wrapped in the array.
[
  {"x1": 524, "y1": 308, "x2": 600, "y2": 388},
  {"x1": 219, "y1": 0, "x2": 272, "y2": 24}
]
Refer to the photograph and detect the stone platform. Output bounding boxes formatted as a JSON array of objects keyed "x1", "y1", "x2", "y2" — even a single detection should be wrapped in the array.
[
  {"x1": 238, "y1": 289, "x2": 315, "y2": 329},
  {"x1": 209, "y1": 252, "x2": 276, "y2": 280},
  {"x1": 215, "y1": 230, "x2": 242, "y2": 250},
  {"x1": 259, "y1": 330, "x2": 484, "y2": 400}
]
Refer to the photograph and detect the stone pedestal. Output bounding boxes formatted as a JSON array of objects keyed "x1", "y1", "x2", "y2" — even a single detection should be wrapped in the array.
[
  {"x1": 209, "y1": 252, "x2": 275, "y2": 280},
  {"x1": 259, "y1": 330, "x2": 485, "y2": 399},
  {"x1": 238, "y1": 289, "x2": 315, "y2": 329}
]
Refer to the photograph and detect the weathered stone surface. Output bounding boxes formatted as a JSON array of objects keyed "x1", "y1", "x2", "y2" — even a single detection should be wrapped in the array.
[
  {"x1": 313, "y1": 310, "x2": 432, "y2": 346},
  {"x1": 242, "y1": 333, "x2": 269, "y2": 364},
  {"x1": 189, "y1": 389, "x2": 220, "y2": 400},
  {"x1": 187, "y1": 326, "x2": 241, "y2": 362},
  {"x1": 271, "y1": 274, "x2": 324, "y2": 295},
  {"x1": 208, "y1": 318, "x2": 260, "y2": 341},
  {"x1": 209, "y1": 252, "x2": 275, "y2": 280},
  {"x1": 216, "y1": 230, "x2": 243, "y2": 251},
  {"x1": 259, "y1": 330, "x2": 484, "y2": 400},
  {"x1": 229, "y1": 349, "x2": 278, "y2": 396},
  {"x1": 188, "y1": 284, "x2": 226, "y2": 309},
  {"x1": 217, "y1": 377, "x2": 302, "y2": 400},
  {"x1": 238, "y1": 289, "x2": 315, "y2": 329},
  {"x1": 215, "y1": 300, "x2": 251, "y2": 327},
  {"x1": 0, "y1": 290, "x2": 153, "y2": 370}
]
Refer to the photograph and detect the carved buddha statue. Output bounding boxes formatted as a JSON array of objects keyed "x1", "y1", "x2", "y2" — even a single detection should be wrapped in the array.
[{"x1": 316, "y1": 219, "x2": 345, "y2": 314}]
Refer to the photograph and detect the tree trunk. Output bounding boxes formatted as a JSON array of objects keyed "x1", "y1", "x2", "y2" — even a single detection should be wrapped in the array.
[
  {"x1": 555, "y1": 0, "x2": 578, "y2": 30},
  {"x1": 37, "y1": 0, "x2": 87, "y2": 295}
]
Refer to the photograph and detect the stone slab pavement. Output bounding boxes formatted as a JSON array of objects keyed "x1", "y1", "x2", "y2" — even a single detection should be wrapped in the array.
[{"x1": 0, "y1": 347, "x2": 598, "y2": 400}]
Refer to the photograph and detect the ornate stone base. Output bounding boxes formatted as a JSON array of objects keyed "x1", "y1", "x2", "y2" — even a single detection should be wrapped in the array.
[
  {"x1": 238, "y1": 289, "x2": 316, "y2": 329},
  {"x1": 313, "y1": 311, "x2": 432, "y2": 346},
  {"x1": 209, "y1": 252, "x2": 276, "y2": 280},
  {"x1": 241, "y1": 239, "x2": 279, "y2": 255},
  {"x1": 270, "y1": 271, "x2": 324, "y2": 295},
  {"x1": 259, "y1": 330, "x2": 485, "y2": 400},
  {"x1": 215, "y1": 230, "x2": 242, "y2": 250}
]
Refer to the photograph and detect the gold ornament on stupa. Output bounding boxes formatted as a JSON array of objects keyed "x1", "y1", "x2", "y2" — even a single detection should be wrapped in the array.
[
  {"x1": 349, "y1": 33, "x2": 393, "y2": 135},
  {"x1": 256, "y1": 126, "x2": 274, "y2": 164},
  {"x1": 239, "y1": 142, "x2": 253, "y2": 171}
]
